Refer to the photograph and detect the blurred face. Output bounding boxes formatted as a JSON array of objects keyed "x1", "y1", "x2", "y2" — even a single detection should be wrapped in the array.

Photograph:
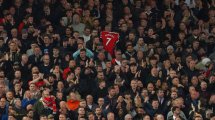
[
  {"x1": 130, "y1": 65, "x2": 137, "y2": 73},
  {"x1": 161, "y1": 82, "x2": 168, "y2": 90},
  {"x1": 80, "y1": 51, "x2": 86, "y2": 58},
  {"x1": 79, "y1": 101, "x2": 86, "y2": 108},
  {"x1": 107, "y1": 113, "x2": 114, "y2": 120},
  {"x1": 147, "y1": 83, "x2": 154, "y2": 92},
  {"x1": 128, "y1": 33, "x2": 135, "y2": 40},
  {"x1": 210, "y1": 95, "x2": 215, "y2": 104},
  {"x1": 8, "y1": 116, "x2": 16, "y2": 120},
  {"x1": 151, "y1": 68, "x2": 158, "y2": 76},
  {"x1": 157, "y1": 90, "x2": 164, "y2": 98},
  {"x1": 53, "y1": 48, "x2": 59, "y2": 55},
  {"x1": 191, "y1": 76, "x2": 198, "y2": 86},
  {"x1": 124, "y1": 6, "x2": 130, "y2": 14},
  {"x1": 59, "y1": 114, "x2": 66, "y2": 120},
  {"x1": 73, "y1": 14, "x2": 80, "y2": 23},
  {"x1": 179, "y1": 32, "x2": 185, "y2": 40},
  {"x1": 121, "y1": 23, "x2": 127, "y2": 31},
  {"x1": 189, "y1": 86, "x2": 195, "y2": 93},
  {"x1": 138, "y1": 38, "x2": 144, "y2": 45},
  {"x1": 200, "y1": 82, "x2": 207, "y2": 90},
  {"x1": 73, "y1": 32, "x2": 80, "y2": 39},
  {"x1": 43, "y1": 55, "x2": 50, "y2": 64},
  {"x1": 192, "y1": 41, "x2": 199, "y2": 49},
  {"x1": 179, "y1": 23, "x2": 186, "y2": 30},
  {"x1": 106, "y1": 61, "x2": 111, "y2": 68},
  {"x1": 69, "y1": 60, "x2": 76, "y2": 68},
  {"x1": 174, "y1": 108, "x2": 181, "y2": 116},
  {"x1": 181, "y1": 76, "x2": 188, "y2": 85},
  {"x1": 141, "y1": 89, "x2": 148, "y2": 97},
  {"x1": 109, "y1": 89, "x2": 115, "y2": 97},
  {"x1": 126, "y1": 45, "x2": 133, "y2": 52},
  {"x1": 69, "y1": 92, "x2": 77, "y2": 100},
  {"x1": 193, "y1": 29, "x2": 200, "y2": 36},
  {"x1": 59, "y1": 101, "x2": 67, "y2": 109},
  {"x1": 14, "y1": 71, "x2": 21, "y2": 78},
  {"x1": 15, "y1": 99, "x2": 21, "y2": 107},
  {"x1": 97, "y1": 52, "x2": 105, "y2": 61},
  {"x1": 34, "y1": 47, "x2": 41, "y2": 55},
  {"x1": 175, "y1": 57, "x2": 181, "y2": 64},
  {"x1": 167, "y1": 47, "x2": 174, "y2": 54},
  {"x1": 143, "y1": 115, "x2": 150, "y2": 120},
  {"x1": 172, "y1": 78, "x2": 179, "y2": 86},
  {"x1": 32, "y1": 73, "x2": 39, "y2": 79},
  {"x1": 42, "y1": 90, "x2": 50, "y2": 98},
  {"x1": 91, "y1": 29, "x2": 98, "y2": 36},
  {"x1": 75, "y1": 67, "x2": 81, "y2": 75},
  {"x1": 0, "y1": 98, "x2": 6, "y2": 108},
  {"x1": 130, "y1": 57, "x2": 136, "y2": 64},
  {"x1": 86, "y1": 95, "x2": 93, "y2": 104},
  {"x1": 190, "y1": 91, "x2": 199, "y2": 100},
  {"x1": 137, "y1": 80, "x2": 143, "y2": 88},
  {"x1": 15, "y1": 83, "x2": 21, "y2": 91},
  {"x1": 189, "y1": 60, "x2": 196, "y2": 69},
  {"x1": 29, "y1": 83, "x2": 36, "y2": 91},
  {"x1": 0, "y1": 84, "x2": 5, "y2": 94},
  {"x1": 95, "y1": 108, "x2": 102, "y2": 115},
  {"x1": 148, "y1": 29, "x2": 154, "y2": 36},
  {"x1": 164, "y1": 60, "x2": 171, "y2": 68},
  {"x1": 11, "y1": 29, "x2": 18, "y2": 37},
  {"x1": 43, "y1": 36, "x2": 50, "y2": 44},
  {"x1": 130, "y1": 80, "x2": 137, "y2": 89},
  {"x1": 56, "y1": 92, "x2": 63, "y2": 100},
  {"x1": 78, "y1": 108, "x2": 85, "y2": 115},
  {"x1": 6, "y1": 92, "x2": 13, "y2": 100},
  {"x1": 156, "y1": 115, "x2": 164, "y2": 120},
  {"x1": 97, "y1": 72, "x2": 104, "y2": 80},
  {"x1": 9, "y1": 43, "x2": 17, "y2": 51},
  {"x1": 98, "y1": 98, "x2": 104, "y2": 106},
  {"x1": 21, "y1": 55, "x2": 28, "y2": 63},
  {"x1": 171, "y1": 91, "x2": 178, "y2": 99},
  {"x1": 84, "y1": 28, "x2": 91, "y2": 36},
  {"x1": 125, "y1": 114, "x2": 132, "y2": 120},
  {"x1": 66, "y1": 10, "x2": 72, "y2": 17},
  {"x1": 150, "y1": 59, "x2": 157, "y2": 66},
  {"x1": 57, "y1": 81, "x2": 64, "y2": 89},
  {"x1": 88, "y1": 114, "x2": 95, "y2": 120},
  {"x1": 27, "y1": 111, "x2": 34, "y2": 118},
  {"x1": 152, "y1": 100, "x2": 159, "y2": 109}
]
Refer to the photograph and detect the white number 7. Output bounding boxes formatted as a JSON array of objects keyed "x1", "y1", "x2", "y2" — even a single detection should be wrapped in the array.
[{"x1": 106, "y1": 37, "x2": 111, "y2": 46}]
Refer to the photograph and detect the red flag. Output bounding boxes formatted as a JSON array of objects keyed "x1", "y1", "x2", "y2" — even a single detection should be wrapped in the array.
[{"x1": 100, "y1": 31, "x2": 119, "y2": 56}]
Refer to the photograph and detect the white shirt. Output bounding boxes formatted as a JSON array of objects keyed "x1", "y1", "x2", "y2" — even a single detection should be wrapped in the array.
[
  {"x1": 88, "y1": 105, "x2": 92, "y2": 109},
  {"x1": 83, "y1": 34, "x2": 91, "y2": 43}
]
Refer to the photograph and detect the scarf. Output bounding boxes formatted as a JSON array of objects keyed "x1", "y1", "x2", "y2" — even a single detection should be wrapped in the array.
[
  {"x1": 41, "y1": 96, "x2": 57, "y2": 114},
  {"x1": 67, "y1": 99, "x2": 80, "y2": 111}
]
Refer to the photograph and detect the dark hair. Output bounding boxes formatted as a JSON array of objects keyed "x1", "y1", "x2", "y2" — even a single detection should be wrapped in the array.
[
  {"x1": 43, "y1": 34, "x2": 51, "y2": 39},
  {"x1": 172, "y1": 106, "x2": 180, "y2": 112},
  {"x1": 151, "y1": 98, "x2": 159, "y2": 103},
  {"x1": 78, "y1": 37, "x2": 84, "y2": 42},
  {"x1": 80, "y1": 48, "x2": 86, "y2": 52},
  {"x1": 0, "y1": 37, "x2": 4, "y2": 41},
  {"x1": 108, "y1": 86, "x2": 115, "y2": 92}
]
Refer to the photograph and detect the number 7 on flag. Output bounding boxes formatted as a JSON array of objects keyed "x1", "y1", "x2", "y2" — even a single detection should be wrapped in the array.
[{"x1": 106, "y1": 37, "x2": 111, "y2": 46}]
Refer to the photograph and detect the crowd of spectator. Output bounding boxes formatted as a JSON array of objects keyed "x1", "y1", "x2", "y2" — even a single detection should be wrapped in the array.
[{"x1": 0, "y1": 0, "x2": 215, "y2": 120}]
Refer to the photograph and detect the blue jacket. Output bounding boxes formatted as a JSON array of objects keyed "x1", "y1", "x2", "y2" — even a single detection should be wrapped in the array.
[
  {"x1": 1, "y1": 105, "x2": 9, "y2": 120},
  {"x1": 21, "y1": 98, "x2": 37, "y2": 109}
]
